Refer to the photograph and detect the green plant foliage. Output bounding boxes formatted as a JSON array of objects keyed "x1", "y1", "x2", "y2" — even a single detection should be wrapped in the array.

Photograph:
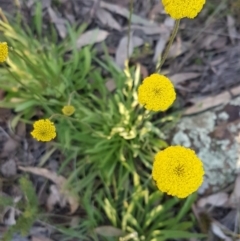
[
  {"x1": 93, "y1": 185, "x2": 206, "y2": 241},
  {"x1": 0, "y1": 4, "x2": 204, "y2": 240},
  {"x1": 0, "y1": 16, "x2": 170, "y2": 185},
  {"x1": 0, "y1": 196, "x2": 14, "y2": 207},
  {"x1": 2, "y1": 176, "x2": 38, "y2": 241},
  {"x1": 0, "y1": 19, "x2": 89, "y2": 119}
]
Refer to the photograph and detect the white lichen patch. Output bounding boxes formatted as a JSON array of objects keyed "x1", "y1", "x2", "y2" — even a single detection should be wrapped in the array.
[
  {"x1": 169, "y1": 108, "x2": 240, "y2": 194},
  {"x1": 177, "y1": 112, "x2": 216, "y2": 132},
  {"x1": 230, "y1": 96, "x2": 240, "y2": 106},
  {"x1": 218, "y1": 112, "x2": 229, "y2": 121},
  {"x1": 172, "y1": 131, "x2": 191, "y2": 147}
]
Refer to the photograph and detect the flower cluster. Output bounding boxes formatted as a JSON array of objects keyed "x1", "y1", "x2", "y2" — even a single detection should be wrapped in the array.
[
  {"x1": 137, "y1": 0, "x2": 206, "y2": 197},
  {"x1": 162, "y1": 0, "x2": 206, "y2": 19},
  {"x1": 138, "y1": 74, "x2": 176, "y2": 112},
  {"x1": 152, "y1": 146, "x2": 204, "y2": 198},
  {"x1": 31, "y1": 104, "x2": 75, "y2": 142},
  {"x1": 62, "y1": 105, "x2": 75, "y2": 116},
  {"x1": 31, "y1": 119, "x2": 56, "y2": 142},
  {"x1": 0, "y1": 42, "x2": 8, "y2": 62}
]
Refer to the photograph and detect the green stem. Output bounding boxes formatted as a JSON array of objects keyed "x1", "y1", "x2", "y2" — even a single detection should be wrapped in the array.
[
  {"x1": 127, "y1": 0, "x2": 133, "y2": 59},
  {"x1": 156, "y1": 19, "x2": 180, "y2": 73},
  {"x1": 67, "y1": 91, "x2": 76, "y2": 105}
]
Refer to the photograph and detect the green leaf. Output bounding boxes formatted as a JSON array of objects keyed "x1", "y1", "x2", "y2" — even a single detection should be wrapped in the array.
[
  {"x1": 34, "y1": 1, "x2": 43, "y2": 37},
  {"x1": 144, "y1": 205, "x2": 164, "y2": 228},
  {"x1": 14, "y1": 100, "x2": 38, "y2": 112},
  {"x1": 103, "y1": 198, "x2": 118, "y2": 226},
  {"x1": 176, "y1": 193, "x2": 197, "y2": 222},
  {"x1": 94, "y1": 226, "x2": 125, "y2": 237},
  {"x1": 19, "y1": 176, "x2": 38, "y2": 207},
  {"x1": 171, "y1": 221, "x2": 193, "y2": 231},
  {"x1": 82, "y1": 47, "x2": 92, "y2": 79},
  {"x1": 159, "y1": 230, "x2": 206, "y2": 239},
  {"x1": 123, "y1": 213, "x2": 141, "y2": 232},
  {"x1": 0, "y1": 195, "x2": 14, "y2": 206}
]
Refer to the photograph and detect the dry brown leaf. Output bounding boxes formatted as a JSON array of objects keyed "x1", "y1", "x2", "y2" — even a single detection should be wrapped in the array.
[
  {"x1": 140, "y1": 64, "x2": 149, "y2": 79},
  {"x1": 148, "y1": 2, "x2": 164, "y2": 20},
  {"x1": 94, "y1": 226, "x2": 125, "y2": 237},
  {"x1": 42, "y1": 0, "x2": 51, "y2": 9},
  {"x1": 3, "y1": 207, "x2": 16, "y2": 226},
  {"x1": 210, "y1": 57, "x2": 225, "y2": 67},
  {"x1": 96, "y1": 8, "x2": 121, "y2": 31},
  {"x1": 100, "y1": 1, "x2": 157, "y2": 26},
  {"x1": 201, "y1": 35, "x2": 218, "y2": 50},
  {"x1": 153, "y1": 17, "x2": 174, "y2": 62},
  {"x1": 227, "y1": 15, "x2": 237, "y2": 45},
  {"x1": 115, "y1": 35, "x2": 133, "y2": 68},
  {"x1": 18, "y1": 166, "x2": 79, "y2": 214},
  {"x1": 153, "y1": 33, "x2": 170, "y2": 63},
  {"x1": 47, "y1": 184, "x2": 67, "y2": 212},
  {"x1": 76, "y1": 28, "x2": 109, "y2": 50},
  {"x1": 47, "y1": 7, "x2": 67, "y2": 39},
  {"x1": 168, "y1": 38, "x2": 189, "y2": 59},
  {"x1": 184, "y1": 85, "x2": 240, "y2": 115},
  {"x1": 132, "y1": 36, "x2": 144, "y2": 47},
  {"x1": 228, "y1": 174, "x2": 240, "y2": 208},
  {"x1": 105, "y1": 79, "x2": 116, "y2": 92},
  {"x1": 15, "y1": 121, "x2": 26, "y2": 138},
  {"x1": 115, "y1": 35, "x2": 143, "y2": 68},
  {"x1": 211, "y1": 222, "x2": 232, "y2": 241},
  {"x1": 123, "y1": 24, "x2": 169, "y2": 35},
  {"x1": 197, "y1": 192, "x2": 229, "y2": 208},
  {"x1": 169, "y1": 72, "x2": 201, "y2": 85},
  {"x1": 26, "y1": 0, "x2": 34, "y2": 8}
]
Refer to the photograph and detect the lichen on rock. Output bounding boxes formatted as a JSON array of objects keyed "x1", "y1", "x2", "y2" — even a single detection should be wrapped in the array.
[{"x1": 169, "y1": 102, "x2": 240, "y2": 194}]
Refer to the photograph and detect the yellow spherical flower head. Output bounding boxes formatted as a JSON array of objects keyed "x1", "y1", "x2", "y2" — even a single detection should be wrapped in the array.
[
  {"x1": 152, "y1": 146, "x2": 204, "y2": 198},
  {"x1": 0, "y1": 42, "x2": 8, "y2": 62},
  {"x1": 31, "y1": 119, "x2": 56, "y2": 142},
  {"x1": 138, "y1": 74, "x2": 176, "y2": 112},
  {"x1": 62, "y1": 105, "x2": 75, "y2": 116},
  {"x1": 162, "y1": 0, "x2": 206, "y2": 19}
]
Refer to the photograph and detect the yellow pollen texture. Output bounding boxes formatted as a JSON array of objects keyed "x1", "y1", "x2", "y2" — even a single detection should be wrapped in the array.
[
  {"x1": 138, "y1": 74, "x2": 176, "y2": 112},
  {"x1": 162, "y1": 0, "x2": 206, "y2": 19},
  {"x1": 31, "y1": 119, "x2": 56, "y2": 142},
  {"x1": 0, "y1": 42, "x2": 8, "y2": 63},
  {"x1": 152, "y1": 146, "x2": 204, "y2": 198}
]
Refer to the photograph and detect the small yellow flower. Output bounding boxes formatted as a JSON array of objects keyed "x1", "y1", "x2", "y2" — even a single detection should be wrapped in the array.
[
  {"x1": 62, "y1": 105, "x2": 75, "y2": 116},
  {"x1": 138, "y1": 73, "x2": 176, "y2": 112},
  {"x1": 0, "y1": 42, "x2": 8, "y2": 62},
  {"x1": 31, "y1": 119, "x2": 56, "y2": 142},
  {"x1": 152, "y1": 146, "x2": 204, "y2": 198},
  {"x1": 162, "y1": 0, "x2": 206, "y2": 19}
]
